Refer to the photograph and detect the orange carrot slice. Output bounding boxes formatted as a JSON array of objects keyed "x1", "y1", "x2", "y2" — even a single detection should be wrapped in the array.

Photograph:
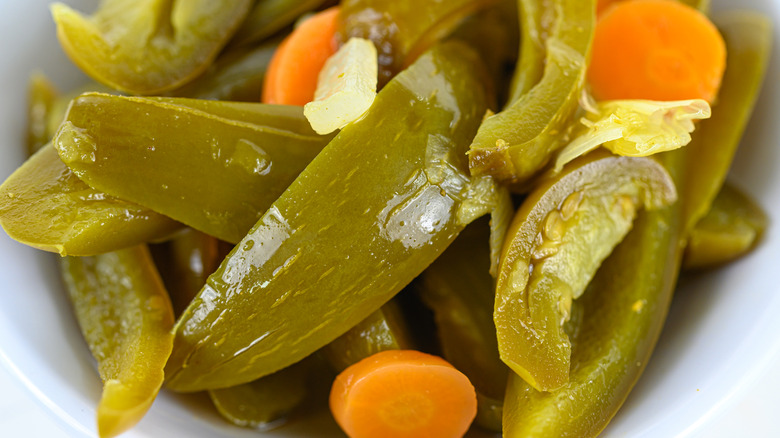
[
  {"x1": 588, "y1": 0, "x2": 726, "y2": 103},
  {"x1": 262, "y1": 7, "x2": 340, "y2": 106},
  {"x1": 330, "y1": 350, "x2": 477, "y2": 438}
]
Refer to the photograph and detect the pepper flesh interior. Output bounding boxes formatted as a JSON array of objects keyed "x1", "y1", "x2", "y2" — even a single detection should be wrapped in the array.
[{"x1": 495, "y1": 152, "x2": 677, "y2": 391}]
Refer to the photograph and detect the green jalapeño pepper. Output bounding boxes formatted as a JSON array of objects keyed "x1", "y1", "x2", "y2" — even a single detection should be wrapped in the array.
[
  {"x1": 212, "y1": 301, "x2": 415, "y2": 430},
  {"x1": 54, "y1": 94, "x2": 334, "y2": 243},
  {"x1": 51, "y1": 0, "x2": 252, "y2": 95},
  {"x1": 417, "y1": 218, "x2": 508, "y2": 432},
  {"x1": 229, "y1": 0, "x2": 329, "y2": 48},
  {"x1": 684, "y1": 183, "x2": 768, "y2": 270},
  {"x1": 338, "y1": 0, "x2": 495, "y2": 87},
  {"x1": 682, "y1": 12, "x2": 772, "y2": 232},
  {"x1": 506, "y1": 0, "x2": 553, "y2": 104},
  {"x1": 168, "y1": 40, "x2": 279, "y2": 102},
  {"x1": 323, "y1": 300, "x2": 414, "y2": 373},
  {"x1": 468, "y1": 0, "x2": 595, "y2": 185},
  {"x1": 60, "y1": 246, "x2": 174, "y2": 438},
  {"x1": 165, "y1": 42, "x2": 500, "y2": 391},
  {"x1": 502, "y1": 11, "x2": 771, "y2": 434},
  {"x1": 0, "y1": 144, "x2": 182, "y2": 256},
  {"x1": 150, "y1": 228, "x2": 222, "y2": 317},
  {"x1": 208, "y1": 360, "x2": 311, "y2": 430},
  {"x1": 46, "y1": 82, "x2": 118, "y2": 142},
  {"x1": 503, "y1": 150, "x2": 686, "y2": 437},
  {"x1": 495, "y1": 152, "x2": 676, "y2": 391},
  {"x1": 26, "y1": 73, "x2": 59, "y2": 155},
  {"x1": 450, "y1": 0, "x2": 520, "y2": 108}
]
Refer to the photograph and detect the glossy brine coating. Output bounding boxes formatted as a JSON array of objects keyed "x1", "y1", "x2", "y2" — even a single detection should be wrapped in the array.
[
  {"x1": 55, "y1": 94, "x2": 333, "y2": 243},
  {"x1": 0, "y1": 144, "x2": 181, "y2": 256},
  {"x1": 165, "y1": 42, "x2": 497, "y2": 391}
]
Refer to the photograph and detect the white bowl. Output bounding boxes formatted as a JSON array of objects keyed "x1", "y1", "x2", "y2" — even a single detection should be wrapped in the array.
[{"x1": 1, "y1": 1, "x2": 779, "y2": 437}]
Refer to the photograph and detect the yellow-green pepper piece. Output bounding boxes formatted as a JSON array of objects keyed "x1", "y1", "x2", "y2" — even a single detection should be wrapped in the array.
[
  {"x1": 229, "y1": 0, "x2": 328, "y2": 48},
  {"x1": 506, "y1": 0, "x2": 552, "y2": 104},
  {"x1": 51, "y1": 0, "x2": 253, "y2": 95},
  {"x1": 502, "y1": 11, "x2": 771, "y2": 432},
  {"x1": 208, "y1": 360, "x2": 310, "y2": 430},
  {"x1": 468, "y1": 0, "x2": 595, "y2": 185},
  {"x1": 150, "y1": 228, "x2": 222, "y2": 317},
  {"x1": 683, "y1": 12, "x2": 771, "y2": 231},
  {"x1": 0, "y1": 144, "x2": 182, "y2": 256},
  {"x1": 165, "y1": 42, "x2": 498, "y2": 391},
  {"x1": 684, "y1": 183, "x2": 768, "y2": 270},
  {"x1": 169, "y1": 39, "x2": 279, "y2": 102},
  {"x1": 46, "y1": 82, "x2": 118, "y2": 142},
  {"x1": 60, "y1": 246, "x2": 174, "y2": 438},
  {"x1": 54, "y1": 94, "x2": 334, "y2": 243},
  {"x1": 450, "y1": 0, "x2": 520, "y2": 108},
  {"x1": 417, "y1": 218, "x2": 508, "y2": 432},
  {"x1": 338, "y1": 0, "x2": 495, "y2": 87},
  {"x1": 213, "y1": 301, "x2": 414, "y2": 429},
  {"x1": 26, "y1": 73, "x2": 59, "y2": 156},
  {"x1": 496, "y1": 152, "x2": 677, "y2": 391},
  {"x1": 323, "y1": 301, "x2": 414, "y2": 373},
  {"x1": 502, "y1": 149, "x2": 686, "y2": 437}
]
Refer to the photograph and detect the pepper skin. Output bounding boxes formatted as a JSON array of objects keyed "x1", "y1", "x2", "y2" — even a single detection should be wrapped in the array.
[
  {"x1": 54, "y1": 94, "x2": 334, "y2": 243},
  {"x1": 501, "y1": 9, "x2": 771, "y2": 435},
  {"x1": 495, "y1": 152, "x2": 677, "y2": 391},
  {"x1": 165, "y1": 42, "x2": 500, "y2": 392},
  {"x1": 683, "y1": 183, "x2": 768, "y2": 270},
  {"x1": 417, "y1": 218, "x2": 508, "y2": 431},
  {"x1": 503, "y1": 150, "x2": 686, "y2": 437},
  {"x1": 26, "y1": 73, "x2": 59, "y2": 156},
  {"x1": 323, "y1": 301, "x2": 414, "y2": 373},
  {"x1": 682, "y1": 11, "x2": 772, "y2": 232},
  {"x1": 208, "y1": 360, "x2": 310, "y2": 430},
  {"x1": 229, "y1": 0, "x2": 328, "y2": 48},
  {"x1": 51, "y1": 0, "x2": 252, "y2": 94},
  {"x1": 150, "y1": 228, "x2": 222, "y2": 317},
  {"x1": 60, "y1": 246, "x2": 174, "y2": 438},
  {"x1": 468, "y1": 0, "x2": 595, "y2": 185},
  {"x1": 338, "y1": 0, "x2": 495, "y2": 87},
  {"x1": 0, "y1": 144, "x2": 181, "y2": 256}
]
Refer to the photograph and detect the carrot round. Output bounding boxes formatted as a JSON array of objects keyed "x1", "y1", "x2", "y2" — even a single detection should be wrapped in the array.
[
  {"x1": 262, "y1": 7, "x2": 340, "y2": 106},
  {"x1": 330, "y1": 350, "x2": 477, "y2": 438},
  {"x1": 588, "y1": 0, "x2": 726, "y2": 103}
]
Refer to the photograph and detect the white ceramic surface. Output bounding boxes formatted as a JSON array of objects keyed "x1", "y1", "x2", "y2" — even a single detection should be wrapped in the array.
[{"x1": 1, "y1": 1, "x2": 779, "y2": 437}]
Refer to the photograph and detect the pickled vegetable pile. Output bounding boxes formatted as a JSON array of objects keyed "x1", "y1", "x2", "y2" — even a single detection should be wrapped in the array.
[{"x1": 0, "y1": 0, "x2": 772, "y2": 437}]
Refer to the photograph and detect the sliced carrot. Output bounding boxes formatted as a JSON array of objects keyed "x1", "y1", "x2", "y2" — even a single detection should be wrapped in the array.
[
  {"x1": 330, "y1": 350, "x2": 477, "y2": 438},
  {"x1": 261, "y1": 7, "x2": 340, "y2": 106},
  {"x1": 588, "y1": 0, "x2": 726, "y2": 103}
]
